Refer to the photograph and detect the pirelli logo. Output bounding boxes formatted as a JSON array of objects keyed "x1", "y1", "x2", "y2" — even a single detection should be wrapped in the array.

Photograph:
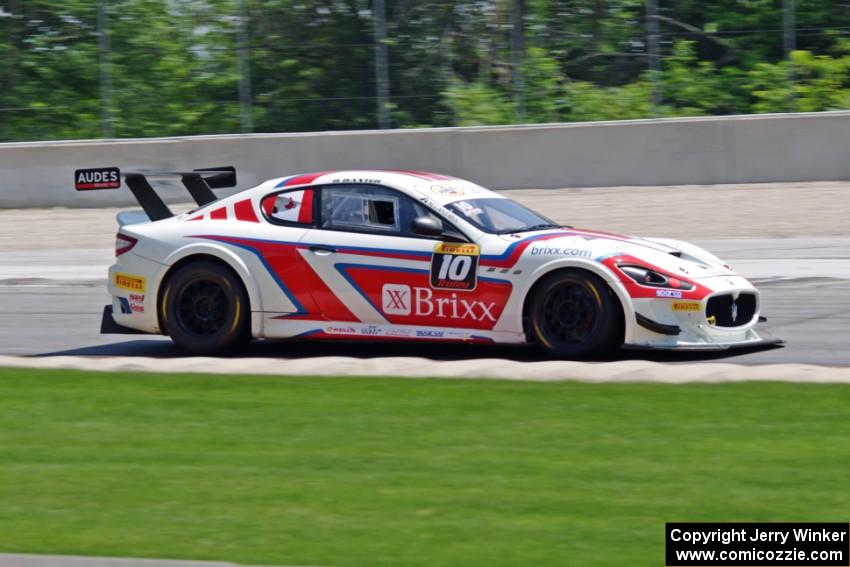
[
  {"x1": 114, "y1": 272, "x2": 146, "y2": 292},
  {"x1": 434, "y1": 242, "x2": 479, "y2": 256},
  {"x1": 672, "y1": 301, "x2": 701, "y2": 312}
]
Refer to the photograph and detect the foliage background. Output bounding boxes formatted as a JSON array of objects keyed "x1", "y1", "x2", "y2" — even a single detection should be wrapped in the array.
[{"x1": 3, "y1": 0, "x2": 850, "y2": 141}]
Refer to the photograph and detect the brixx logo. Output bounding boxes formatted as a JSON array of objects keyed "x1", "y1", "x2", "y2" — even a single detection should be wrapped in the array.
[
  {"x1": 382, "y1": 284, "x2": 411, "y2": 315},
  {"x1": 382, "y1": 284, "x2": 497, "y2": 322}
]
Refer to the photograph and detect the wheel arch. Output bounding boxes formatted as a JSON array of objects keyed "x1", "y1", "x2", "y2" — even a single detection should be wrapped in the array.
[
  {"x1": 156, "y1": 244, "x2": 263, "y2": 337},
  {"x1": 518, "y1": 260, "x2": 632, "y2": 344}
]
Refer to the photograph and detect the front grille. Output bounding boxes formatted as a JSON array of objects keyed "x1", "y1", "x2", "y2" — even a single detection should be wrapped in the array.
[{"x1": 706, "y1": 292, "x2": 757, "y2": 327}]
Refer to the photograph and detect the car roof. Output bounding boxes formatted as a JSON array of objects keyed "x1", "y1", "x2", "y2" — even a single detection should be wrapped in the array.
[{"x1": 261, "y1": 169, "x2": 505, "y2": 206}]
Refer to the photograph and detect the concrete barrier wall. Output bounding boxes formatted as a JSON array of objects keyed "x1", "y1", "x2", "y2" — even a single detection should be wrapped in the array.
[{"x1": 2, "y1": 110, "x2": 850, "y2": 208}]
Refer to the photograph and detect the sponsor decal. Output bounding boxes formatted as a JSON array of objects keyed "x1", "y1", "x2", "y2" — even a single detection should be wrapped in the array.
[
  {"x1": 381, "y1": 284, "x2": 496, "y2": 322},
  {"x1": 672, "y1": 301, "x2": 701, "y2": 312},
  {"x1": 529, "y1": 246, "x2": 591, "y2": 257},
  {"x1": 325, "y1": 325, "x2": 356, "y2": 335},
  {"x1": 656, "y1": 289, "x2": 683, "y2": 299},
  {"x1": 454, "y1": 200, "x2": 484, "y2": 216},
  {"x1": 385, "y1": 328, "x2": 412, "y2": 338},
  {"x1": 446, "y1": 331, "x2": 474, "y2": 340},
  {"x1": 118, "y1": 297, "x2": 132, "y2": 315},
  {"x1": 118, "y1": 294, "x2": 144, "y2": 314},
  {"x1": 75, "y1": 167, "x2": 121, "y2": 190},
  {"x1": 435, "y1": 242, "x2": 478, "y2": 256},
  {"x1": 114, "y1": 272, "x2": 146, "y2": 292},
  {"x1": 431, "y1": 185, "x2": 465, "y2": 197},
  {"x1": 359, "y1": 325, "x2": 381, "y2": 336},
  {"x1": 415, "y1": 330, "x2": 445, "y2": 338},
  {"x1": 430, "y1": 242, "x2": 480, "y2": 291},
  {"x1": 382, "y1": 284, "x2": 412, "y2": 315},
  {"x1": 418, "y1": 196, "x2": 464, "y2": 224},
  {"x1": 128, "y1": 293, "x2": 145, "y2": 313}
]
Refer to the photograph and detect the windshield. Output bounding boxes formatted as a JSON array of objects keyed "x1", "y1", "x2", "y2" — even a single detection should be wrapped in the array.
[{"x1": 446, "y1": 198, "x2": 562, "y2": 234}]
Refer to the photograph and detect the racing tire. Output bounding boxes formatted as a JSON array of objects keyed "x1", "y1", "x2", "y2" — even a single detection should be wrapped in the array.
[
  {"x1": 528, "y1": 270, "x2": 622, "y2": 359},
  {"x1": 160, "y1": 260, "x2": 251, "y2": 355}
]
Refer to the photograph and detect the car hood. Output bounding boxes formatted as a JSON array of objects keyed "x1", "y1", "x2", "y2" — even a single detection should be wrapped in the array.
[{"x1": 509, "y1": 229, "x2": 737, "y2": 279}]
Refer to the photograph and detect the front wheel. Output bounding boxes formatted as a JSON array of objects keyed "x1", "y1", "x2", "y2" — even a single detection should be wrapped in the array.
[
  {"x1": 527, "y1": 270, "x2": 622, "y2": 359},
  {"x1": 160, "y1": 260, "x2": 251, "y2": 355}
]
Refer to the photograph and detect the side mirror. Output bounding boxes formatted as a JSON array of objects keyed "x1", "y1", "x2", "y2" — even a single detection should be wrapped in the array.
[{"x1": 410, "y1": 216, "x2": 444, "y2": 238}]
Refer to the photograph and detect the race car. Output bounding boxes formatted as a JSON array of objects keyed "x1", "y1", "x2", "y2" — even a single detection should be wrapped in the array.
[{"x1": 77, "y1": 166, "x2": 779, "y2": 357}]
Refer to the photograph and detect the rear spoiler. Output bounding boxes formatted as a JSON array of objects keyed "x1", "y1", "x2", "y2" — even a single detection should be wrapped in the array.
[{"x1": 74, "y1": 166, "x2": 237, "y2": 221}]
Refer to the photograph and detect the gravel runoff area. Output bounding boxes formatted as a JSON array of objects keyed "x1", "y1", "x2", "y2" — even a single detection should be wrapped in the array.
[
  {"x1": 1, "y1": 181, "x2": 848, "y2": 251},
  {"x1": 1, "y1": 355, "x2": 849, "y2": 383}
]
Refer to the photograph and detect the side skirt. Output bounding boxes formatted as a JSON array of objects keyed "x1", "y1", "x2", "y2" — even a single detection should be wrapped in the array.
[{"x1": 261, "y1": 315, "x2": 526, "y2": 344}]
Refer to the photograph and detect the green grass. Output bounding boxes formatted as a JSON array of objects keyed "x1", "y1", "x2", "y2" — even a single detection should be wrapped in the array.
[{"x1": 1, "y1": 368, "x2": 849, "y2": 566}]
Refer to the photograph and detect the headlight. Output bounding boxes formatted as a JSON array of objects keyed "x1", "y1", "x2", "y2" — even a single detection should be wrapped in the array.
[{"x1": 618, "y1": 264, "x2": 694, "y2": 291}]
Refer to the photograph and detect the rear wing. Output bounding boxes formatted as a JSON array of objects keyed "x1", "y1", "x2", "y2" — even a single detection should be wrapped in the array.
[{"x1": 74, "y1": 166, "x2": 237, "y2": 221}]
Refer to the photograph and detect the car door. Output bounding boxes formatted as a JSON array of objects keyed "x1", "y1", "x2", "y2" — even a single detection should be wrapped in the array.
[{"x1": 299, "y1": 184, "x2": 515, "y2": 335}]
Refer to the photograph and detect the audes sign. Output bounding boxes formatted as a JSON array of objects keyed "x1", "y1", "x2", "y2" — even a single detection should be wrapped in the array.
[{"x1": 75, "y1": 167, "x2": 121, "y2": 190}]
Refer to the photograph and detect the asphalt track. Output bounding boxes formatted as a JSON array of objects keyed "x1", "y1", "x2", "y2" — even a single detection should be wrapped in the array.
[{"x1": 1, "y1": 238, "x2": 848, "y2": 367}]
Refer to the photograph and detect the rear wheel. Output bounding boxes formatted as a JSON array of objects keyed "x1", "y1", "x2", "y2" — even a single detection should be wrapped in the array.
[
  {"x1": 528, "y1": 270, "x2": 622, "y2": 359},
  {"x1": 160, "y1": 260, "x2": 251, "y2": 354}
]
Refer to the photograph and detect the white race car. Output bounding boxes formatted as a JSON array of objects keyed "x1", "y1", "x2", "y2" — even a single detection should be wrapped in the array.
[{"x1": 77, "y1": 166, "x2": 779, "y2": 357}]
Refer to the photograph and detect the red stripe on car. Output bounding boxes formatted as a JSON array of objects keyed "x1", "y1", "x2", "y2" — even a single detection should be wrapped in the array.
[
  {"x1": 599, "y1": 254, "x2": 712, "y2": 300},
  {"x1": 192, "y1": 235, "x2": 359, "y2": 322},
  {"x1": 297, "y1": 189, "x2": 314, "y2": 224},
  {"x1": 234, "y1": 199, "x2": 259, "y2": 222},
  {"x1": 479, "y1": 232, "x2": 577, "y2": 269},
  {"x1": 342, "y1": 265, "x2": 512, "y2": 331},
  {"x1": 282, "y1": 172, "x2": 332, "y2": 187}
]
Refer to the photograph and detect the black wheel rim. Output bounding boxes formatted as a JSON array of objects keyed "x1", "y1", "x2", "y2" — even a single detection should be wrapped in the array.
[
  {"x1": 175, "y1": 278, "x2": 230, "y2": 337},
  {"x1": 539, "y1": 281, "x2": 598, "y2": 346}
]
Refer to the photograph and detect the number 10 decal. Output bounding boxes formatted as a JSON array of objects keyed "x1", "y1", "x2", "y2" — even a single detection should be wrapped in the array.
[{"x1": 430, "y1": 242, "x2": 480, "y2": 291}]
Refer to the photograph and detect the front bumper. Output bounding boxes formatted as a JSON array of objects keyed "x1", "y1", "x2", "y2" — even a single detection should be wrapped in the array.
[{"x1": 623, "y1": 274, "x2": 782, "y2": 350}]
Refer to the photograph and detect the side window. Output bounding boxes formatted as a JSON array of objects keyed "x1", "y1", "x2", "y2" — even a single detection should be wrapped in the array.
[
  {"x1": 320, "y1": 185, "x2": 400, "y2": 233},
  {"x1": 261, "y1": 188, "x2": 315, "y2": 225},
  {"x1": 316, "y1": 184, "x2": 469, "y2": 241}
]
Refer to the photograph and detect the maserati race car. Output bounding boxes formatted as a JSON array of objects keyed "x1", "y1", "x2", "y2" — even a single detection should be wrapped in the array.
[{"x1": 76, "y1": 166, "x2": 778, "y2": 357}]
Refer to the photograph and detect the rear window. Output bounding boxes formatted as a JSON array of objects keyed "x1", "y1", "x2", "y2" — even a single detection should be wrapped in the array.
[{"x1": 261, "y1": 188, "x2": 315, "y2": 225}]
